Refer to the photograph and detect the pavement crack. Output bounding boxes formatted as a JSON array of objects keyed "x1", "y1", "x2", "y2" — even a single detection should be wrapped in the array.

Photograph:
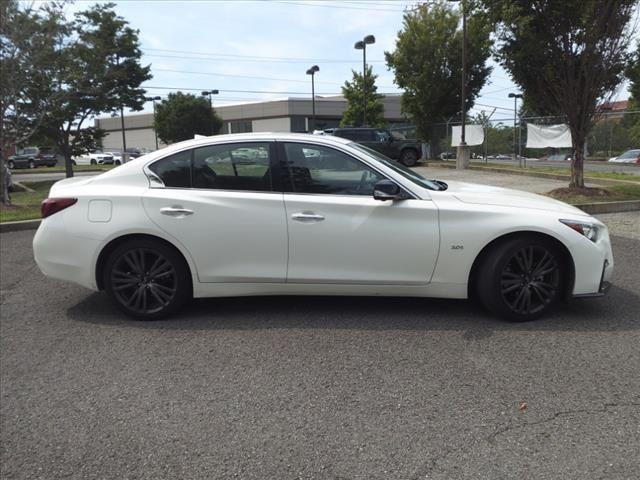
[{"x1": 487, "y1": 402, "x2": 640, "y2": 445}]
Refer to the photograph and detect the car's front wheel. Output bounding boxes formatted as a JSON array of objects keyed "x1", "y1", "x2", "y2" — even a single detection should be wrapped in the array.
[
  {"x1": 7, "y1": 160, "x2": 15, "y2": 169},
  {"x1": 476, "y1": 236, "x2": 567, "y2": 321},
  {"x1": 90, "y1": 159, "x2": 97, "y2": 165},
  {"x1": 28, "y1": 160, "x2": 35, "y2": 169},
  {"x1": 400, "y1": 149, "x2": 419, "y2": 167},
  {"x1": 103, "y1": 238, "x2": 192, "y2": 320}
]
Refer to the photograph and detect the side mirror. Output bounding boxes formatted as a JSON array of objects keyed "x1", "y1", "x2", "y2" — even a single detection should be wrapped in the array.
[{"x1": 373, "y1": 179, "x2": 403, "y2": 201}]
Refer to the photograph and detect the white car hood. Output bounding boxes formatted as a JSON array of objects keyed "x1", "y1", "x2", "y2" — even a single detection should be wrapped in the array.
[{"x1": 444, "y1": 180, "x2": 587, "y2": 215}]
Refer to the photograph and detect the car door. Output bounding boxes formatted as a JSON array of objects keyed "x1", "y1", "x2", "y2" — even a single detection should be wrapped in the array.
[
  {"x1": 142, "y1": 142, "x2": 288, "y2": 283},
  {"x1": 278, "y1": 141, "x2": 439, "y2": 285}
]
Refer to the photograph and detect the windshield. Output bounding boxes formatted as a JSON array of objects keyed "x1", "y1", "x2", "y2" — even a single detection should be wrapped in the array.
[{"x1": 349, "y1": 143, "x2": 447, "y2": 191}]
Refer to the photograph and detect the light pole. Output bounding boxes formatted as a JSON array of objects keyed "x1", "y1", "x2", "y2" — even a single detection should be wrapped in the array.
[
  {"x1": 447, "y1": 0, "x2": 468, "y2": 169},
  {"x1": 201, "y1": 89, "x2": 219, "y2": 134},
  {"x1": 508, "y1": 92, "x2": 523, "y2": 167},
  {"x1": 354, "y1": 34, "x2": 375, "y2": 127},
  {"x1": 146, "y1": 96, "x2": 161, "y2": 150},
  {"x1": 306, "y1": 65, "x2": 319, "y2": 132}
]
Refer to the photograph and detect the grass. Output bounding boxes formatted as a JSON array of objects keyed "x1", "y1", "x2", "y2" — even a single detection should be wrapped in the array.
[
  {"x1": 2, "y1": 172, "x2": 640, "y2": 224},
  {"x1": 0, "y1": 181, "x2": 56, "y2": 222},
  {"x1": 546, "y1": 183, "x2": 640, "y2": 204}
]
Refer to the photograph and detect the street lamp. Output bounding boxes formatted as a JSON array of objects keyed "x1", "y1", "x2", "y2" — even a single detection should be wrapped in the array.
[
  {"x1": 145, "y1": 96, "x2": 161, "y2": 150},
  {"x1": 306, "y1": 65, "x2": 319, "y2": 132},
  {"x1": 508, "y1": 92, "x2": 524, "y2": 167},
  {"x1": 354, "y1": 34, "x2": 375, "y2": 126},
  {"x1": 201, "y1": 89, "x2": 219, "y2": 134}
]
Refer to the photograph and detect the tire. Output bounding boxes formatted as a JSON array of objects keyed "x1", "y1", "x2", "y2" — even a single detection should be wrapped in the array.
[
  {"x1": 475, "y1": 236, "x2": 566, "y2": 322},
  {"x1": 103, "y1": 238, "x2": 192, "y2": 320},
  {"x1": 400, "y1": 149, "x2": 419, "y2": 167},
  {"x1": 115, "y1": 160, "x2": 121, "y2": 165},
  {"x1": 28, "y1": 160, "x2": 35, "y2": 169},
  {"x1": 90, "y1": 159, "x2": 97, "y2": 165},
  {"x1": 7, "y1": 160, "x2": 14, "y2": 169},
  {"x1": 72, "y1": 160, "x2": 77, "y2": 166}
]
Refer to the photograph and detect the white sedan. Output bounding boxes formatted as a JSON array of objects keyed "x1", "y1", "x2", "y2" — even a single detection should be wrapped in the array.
[
  {"x1": 608, "y1": 149, "x2": 640, "y2": 164},
  {"x1": 33, "y1": 133, "x2": 614, "y2": 322},
  {"x1": 72, "y1": 151, "x2": 114, "y2": 165}
]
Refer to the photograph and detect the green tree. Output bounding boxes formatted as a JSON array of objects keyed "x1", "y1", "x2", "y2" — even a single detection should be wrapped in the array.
[
  {"x1": 486, "y1": 0, "x2": 636, "y2": 188},
  {"x1": 340, "y1": 66, "x2": 385, "y2": 128},
  {"x1": 622, "y1": 42, "x2": 640, "y2": 145},
  {"x1": 0, "y1": 0, "x2": 68, "y2": 203},
  {"x1": 155, "y1": 92, "x2": 223, "y2": 144},
  {"x1": 385, "y1": 1, "x2": 492, "y2": 152},
  {"x1": 34, "y1": 2, "x2": 152, "y2": 177}
]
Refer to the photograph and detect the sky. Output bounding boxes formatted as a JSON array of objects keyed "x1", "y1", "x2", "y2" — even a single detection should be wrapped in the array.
[{"x1": 61, "y1": 0, "x2": 636, "y2": 124}]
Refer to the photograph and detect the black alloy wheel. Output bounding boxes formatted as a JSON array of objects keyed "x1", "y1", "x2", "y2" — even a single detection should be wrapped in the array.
[
  {"x1": 477, "y1": 237, "x2": 566, "y2": 321},
  {"x1": 104, "y1": 239, "x2": 191, "y2": 319}
]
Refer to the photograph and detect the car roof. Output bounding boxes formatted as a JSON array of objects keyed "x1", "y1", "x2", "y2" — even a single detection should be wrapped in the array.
[{"x1": 152, "y1": 132, "x2": 353, "y2": 155}]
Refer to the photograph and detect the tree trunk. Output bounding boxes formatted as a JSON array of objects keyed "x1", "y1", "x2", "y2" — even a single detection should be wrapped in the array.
[
  {"x1": 570, "y1": 131, "x2": 585, "y2": 189},
  {"x1": 64, "y1": 154, "x2": 74, "y2": 178},
  {"x1": 0, "y1": 164, "x2": 11, "y2": 206}
]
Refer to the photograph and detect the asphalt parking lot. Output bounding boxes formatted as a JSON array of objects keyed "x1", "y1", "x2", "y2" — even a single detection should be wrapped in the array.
[{"x1": 1, "y1": 214, "x2": 639, "y2": 480}]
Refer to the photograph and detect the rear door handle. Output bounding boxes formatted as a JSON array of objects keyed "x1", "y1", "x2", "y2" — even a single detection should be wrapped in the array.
[
  {"x1": 291, "y1": 212, "x2": 325, "y2": 222},
  {"x1": 160, "y1": 206, "x2": 194, "y2": 217}
]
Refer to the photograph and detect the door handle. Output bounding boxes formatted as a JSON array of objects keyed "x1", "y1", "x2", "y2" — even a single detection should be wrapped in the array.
[
  {"x1": 160, "y1": 206, "x2": 194, "y2": 217},
  {"x1": 291, "y1": 212, "x2": 325, "y2": 222}
]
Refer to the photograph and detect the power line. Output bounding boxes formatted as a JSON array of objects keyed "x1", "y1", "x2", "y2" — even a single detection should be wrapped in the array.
[{"x1": 143, "y1": 49, "x2": 386, "y2": 64}]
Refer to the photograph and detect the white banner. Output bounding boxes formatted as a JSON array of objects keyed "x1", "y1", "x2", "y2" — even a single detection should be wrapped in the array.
[
  {"x1": 451, "y1": 125, "x2": 484, "y2": 147},
  {"x1": 526, "y1": 123, "x2": 572, "y2": 148}
]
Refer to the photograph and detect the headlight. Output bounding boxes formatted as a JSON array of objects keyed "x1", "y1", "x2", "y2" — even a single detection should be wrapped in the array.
[{"x1": 559, "y1": 219, "x2": 600, "y2": 242}]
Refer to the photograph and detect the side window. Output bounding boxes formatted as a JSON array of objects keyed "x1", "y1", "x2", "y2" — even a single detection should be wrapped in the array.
[
  {"x1": 376, "y1": 130, "x2": 391, "y2": 142},
  {"x1": 149, "y1": 150, "x2": 191, "y2": 188},
  {"x1": 193, "y1": 142, "x2": 272, "y2": 192},
  {"x1": 282, "y1": 143, "x2": 385, "y2": 196}
]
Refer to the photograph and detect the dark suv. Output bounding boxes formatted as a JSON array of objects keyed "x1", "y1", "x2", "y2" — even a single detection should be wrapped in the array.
[
  {"x1": 330, "y1": 128, "x2": 422, "y2": 166},
  {"x1": 7, "y1": 146, "x2": 58, "y2": 169}
]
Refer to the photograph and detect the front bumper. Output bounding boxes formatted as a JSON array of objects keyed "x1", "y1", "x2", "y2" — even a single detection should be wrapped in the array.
[{"x1": 573, "y1": 259, "x2": 613, "y2": 298}]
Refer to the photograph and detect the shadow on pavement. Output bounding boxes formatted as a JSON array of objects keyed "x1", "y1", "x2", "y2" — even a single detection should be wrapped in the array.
[{"x1": 67, "y1": 283, "x2": 640, "y2": 336}]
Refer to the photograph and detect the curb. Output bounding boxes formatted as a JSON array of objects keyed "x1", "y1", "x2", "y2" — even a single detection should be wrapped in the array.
[
  {"x1": 0, "y1": 219, "x2": 41, "y2": 233},
  {"x1": 575, "y1": 200, "x2": 640, "y2": 215}
]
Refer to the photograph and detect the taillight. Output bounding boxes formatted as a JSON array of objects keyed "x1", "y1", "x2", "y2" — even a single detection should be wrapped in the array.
[{"x1": 41, "y1": 198, "x2": 77, "y2": 218}]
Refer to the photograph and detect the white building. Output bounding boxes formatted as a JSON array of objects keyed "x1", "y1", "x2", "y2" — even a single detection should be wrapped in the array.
[{"x1": 95, "y1": 94, "x2": 407, "y2": 151}]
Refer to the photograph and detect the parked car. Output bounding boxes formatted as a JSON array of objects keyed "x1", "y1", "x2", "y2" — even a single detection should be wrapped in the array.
[
  {"x1": 125, "y1": 147, "x2": 143, "y2": 159},
  {"x1": 540, "y1": 153, "x2": 571, "y2": 162},
  {"x1": 33, "y1": 133, "x2": 613, "y2": 322},
  {"x1": 104, "y1": 151, "x2": 123, "y2": 165},
  {"x1": 72, "y1": 151, "x2": 114, "y2": 165},
  {"x1": 329, "y1": 128, "x2": 422, "y2": 166},
  {"x1": 6, "y1": 146, "x2": 57, "y2": 169},
  {"x1": 608, "y1": 149, "x2": 640, "y2": 164},
  {"x1": 439, "y1": 152, "x2": 455, "y2": 160}
]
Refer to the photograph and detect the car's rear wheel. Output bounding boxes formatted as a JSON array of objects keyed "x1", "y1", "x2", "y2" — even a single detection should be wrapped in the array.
[
  {"x1": 400, "y1": 149, "x2": 419, "y2": 167},
  {"x1": 476, "y1": 236, "x2": 566, "y2": 321},
  {"x1": 103, "y1": 238, "x2": 191, "y2": 320},
  {"x1": 7, "y1": 160, "x2": 15, "y2": 169}
]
